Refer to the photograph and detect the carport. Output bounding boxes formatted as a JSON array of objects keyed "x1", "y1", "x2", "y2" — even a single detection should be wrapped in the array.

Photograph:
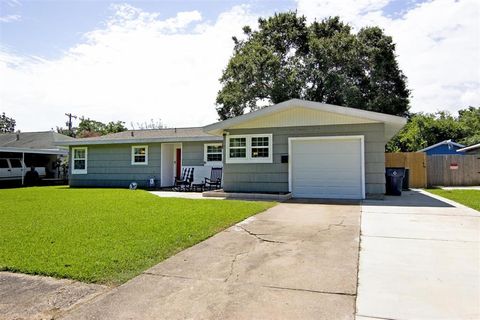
[{"x1": 0, "y1": 131, "x2": 73, "y2": 183}]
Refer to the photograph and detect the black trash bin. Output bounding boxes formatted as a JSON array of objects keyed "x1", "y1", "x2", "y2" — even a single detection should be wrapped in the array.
[{"x1": 385, "y1": 167, "x2": 405, "y2": 196}]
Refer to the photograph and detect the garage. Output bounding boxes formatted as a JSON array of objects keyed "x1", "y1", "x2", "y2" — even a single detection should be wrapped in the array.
[{"x1": 289, "y1": 136, "x2": 365, "y2": 199}]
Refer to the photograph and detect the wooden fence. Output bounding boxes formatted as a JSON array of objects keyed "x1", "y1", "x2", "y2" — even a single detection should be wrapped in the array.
[
  {"x1": 427, "y1": 155, "x2": 480, "y2": 187},
  {"x1": 385, "y1": 152, "x2": 427, "y2": 188}
]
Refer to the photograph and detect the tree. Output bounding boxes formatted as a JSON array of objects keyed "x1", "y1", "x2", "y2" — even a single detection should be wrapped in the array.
[
  {"x1": 216, "y1": 13, "x2": 410, "y2": 119},
  {"x1": 0, "y1": 112, "x2": 16, "y2": 133},
  {"x1": 386, "y1": 107, "x2": 480, "y2": 152},
  {"x1": 57, "y1": 117, "x2": 127, "y2": 138},
  {"x1": 458, "y1": 106, "x2": 480, "y2": 146},
  {"x1": 130, "y1": 119, "x2": 165, "y2": 130}
]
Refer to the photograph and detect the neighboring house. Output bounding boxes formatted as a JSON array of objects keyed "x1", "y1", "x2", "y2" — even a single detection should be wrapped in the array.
[
  {"x1": 0, "y1": 131, "x2": 73, "y2": 178},
  {"x1": 57, "y1": 99, "x2": 406, "y2": 199},
  {"x1": 418, "y1": 140, "x2": 465, "y2": 155},
  {"x1": 457, "y1": 143, "x2": 480, "y2": 155}
]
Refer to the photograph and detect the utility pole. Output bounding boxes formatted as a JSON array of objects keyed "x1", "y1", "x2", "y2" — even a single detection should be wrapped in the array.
[{"x1": 65, "y1": 113, "x2": 77, "y2": 136}]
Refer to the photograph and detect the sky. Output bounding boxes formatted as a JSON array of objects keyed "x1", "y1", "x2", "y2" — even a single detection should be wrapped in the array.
[{"x1": 0, "y1": 0, "x2": 479, "y2": 132}]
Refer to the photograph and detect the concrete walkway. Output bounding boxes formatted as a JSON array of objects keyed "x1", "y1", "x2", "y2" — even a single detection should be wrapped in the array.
[
  {"x1": 149, "y1": 191, "x2": 225, "y2": 200},
  {"x1": 61, "y1": 203, "x2": 361, "y2": 320},
  {"x1": 356, "y1": 190, "x2": 480, "y2": 320}
]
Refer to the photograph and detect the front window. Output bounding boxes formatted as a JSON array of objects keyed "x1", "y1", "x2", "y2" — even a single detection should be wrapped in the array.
[
  {"x1": 251, "y1": 137, "x2": 269, "y2": 158},
  {"x1": 132, "y1": 146, "x2": 148, "y2": 165},
  {"x1": 72, "y1": 147, "x2": 87, "y2": 174},
  {"x1": 226, "y1": 134, "x2": 273, "y2": 163},
  {"x1": 204, "y1": 144, "x2": 223, "y2": 163},
  {"x1": 229, "y1": 138, "x2": 246, "y2": 158}
]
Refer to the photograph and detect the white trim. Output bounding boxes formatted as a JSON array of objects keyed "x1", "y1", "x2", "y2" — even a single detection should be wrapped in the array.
[
  {"x1": 0, "y1": 147, "x2": 68, "y2": 155},
  {"x1": 56, "y1": 136, "x2": 222, "y2": 146},
  {"x1": 457, "y1": 143, "x2": 480, "y2": 152},
  {"x1": 204, "y1": 99, "x2": 406, "y2": 136},
  {"x1": 226, "y1": 134, "x2": 273, "y2": 164},
  {"x1": 131, "y1": 145, "x2": 149, "y2": 165},
  {"x1": 204, "y1": 143, "x2": 223, "y2": 166},
  {"x1": 160, "y1": 143, "x2": 182, "y2": 187},
  {"x1": 71, "y1": 147, "x2": 88, "y2": 175},
  {"x1": 418, "y1": 139, "x2": 465, "y2": 152},
  {"x1": 288, "y1": 135, "x2": 365, "y2": 199}
]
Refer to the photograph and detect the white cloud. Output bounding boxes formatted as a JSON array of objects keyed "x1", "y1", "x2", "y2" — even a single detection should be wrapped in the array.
[
  {"x1": 297, "y1": 0, "x2": 480, "y2": 114},
  {"x1": 0, "y1": 4, "x2": 258, "y2": 131},
  {"x1": 1, "y1": 1, "x2": 479, "y2": 132},
  {"x1": 0, "y1": 14, "x2": 21, "y2": 23}
]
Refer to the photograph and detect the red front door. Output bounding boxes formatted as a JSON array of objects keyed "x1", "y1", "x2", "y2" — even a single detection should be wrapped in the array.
[{"x1": 176, "y1": 148, "x2": 182, "y2": 178}]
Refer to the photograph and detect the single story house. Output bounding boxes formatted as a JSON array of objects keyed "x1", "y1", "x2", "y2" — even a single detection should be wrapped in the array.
[
  {"x1": 418, "y1": 140, "x2": 465, "y2": 155},
  {"x1": 0, "y1": 131, "x2": 73, "y2": 178},
  {"x1": 457, "y1": 143, "x2": 480, "y2": 155},
  {"x1": 57, "y1": 99, "x2": 406, "y2": 199}
]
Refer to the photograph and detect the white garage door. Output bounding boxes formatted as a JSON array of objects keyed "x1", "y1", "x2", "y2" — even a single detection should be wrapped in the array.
[{"x1": 290, "y1": 137, "x2": 364, "y2": 199}]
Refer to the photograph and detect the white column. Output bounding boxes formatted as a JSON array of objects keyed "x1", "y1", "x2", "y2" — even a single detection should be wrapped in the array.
[{"x1": 21, "y1": 152, "x2": 25, "y2": 186}]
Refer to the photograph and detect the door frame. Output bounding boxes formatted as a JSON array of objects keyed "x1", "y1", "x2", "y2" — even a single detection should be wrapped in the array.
[
  {"x1": 160, "y1": 143, "x2": 182, "y2": 187},
  {"x1": 287, "y1": 135, "x2": 365, "y2": 199}
]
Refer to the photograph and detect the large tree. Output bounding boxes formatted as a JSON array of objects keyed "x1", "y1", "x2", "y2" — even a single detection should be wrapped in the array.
[
  {"x1": 0, "y1": 112, "x2": 16, "y2": 133},
  {"x1": 386, "y1": 106, "x2": 480, "y2": 152},
  {"x1": 216, "y1": 13, "x2": 410, "y2": 119},
  {"x1": 57, "y1": 117, "x2": 127, "y2": 138}
]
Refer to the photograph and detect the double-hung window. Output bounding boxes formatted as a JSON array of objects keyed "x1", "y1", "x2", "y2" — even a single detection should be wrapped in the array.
[
  {"x1": 226, "y1": 134, "x2": 273, "y2": 163},
  {"x1": 131, "y1": 146, "x2": 148, "y2": 165},
  {"x1": 72, "y1": 147, "x2": 88, "y2": 174},
  {"x1": 204, "y1": 143, "x2": 223, "y2": 164}
]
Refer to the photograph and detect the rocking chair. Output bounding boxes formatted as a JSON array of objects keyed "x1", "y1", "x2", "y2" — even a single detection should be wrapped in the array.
[
  {"x1": 204, "y1": 167, "x2": 222, "y2": 190},
  {"x1": 174, "y1": 168, "x2": 194, "y2": 191}
]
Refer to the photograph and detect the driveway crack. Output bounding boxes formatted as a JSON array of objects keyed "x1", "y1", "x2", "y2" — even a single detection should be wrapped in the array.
[
  {"x1": 225, "y1": 251, "x2": 248, "y2": 282},
  {"x1": 237, "y1": 225, "x2": 285, "y2": 244}
]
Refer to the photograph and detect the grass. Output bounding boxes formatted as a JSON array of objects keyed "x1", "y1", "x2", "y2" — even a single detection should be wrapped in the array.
[
  {"x1": 0, "y1": 186, "x2": 275, "y2": 284},
  {"x1": 426, "y1": 189, "x2": 480, "y2": 211}
]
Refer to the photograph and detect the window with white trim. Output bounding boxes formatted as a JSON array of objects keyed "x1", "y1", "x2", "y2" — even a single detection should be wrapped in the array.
[
  {"x1": 131, "y1": 146, "x2": 148, "y2": 165},
  {"x1": 72, "y1": 147, "x2": 88, "y2": 174},
  {"x1": 226, "y1": 134, "x2": 273, "y2": 163},
  {"x1": 204, "y1": 143, "x2": 223, "y2": 164}
]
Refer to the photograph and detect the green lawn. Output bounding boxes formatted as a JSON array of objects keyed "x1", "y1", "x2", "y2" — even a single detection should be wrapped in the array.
[
  {"x1": 0, "y1": 186, "x2": 275, "y2": 285},
  {"x1": 426, "y1": 189, "x2": 480, "y2": 211}
]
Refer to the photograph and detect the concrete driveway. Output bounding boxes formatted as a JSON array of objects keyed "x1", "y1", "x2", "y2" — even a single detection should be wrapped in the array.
[
  {"x1": 61, "y1": 202, "x2": 361, "y2": 320},
  {"x1": 356, "y1": 190, "x2": 480, "y2": 320}
]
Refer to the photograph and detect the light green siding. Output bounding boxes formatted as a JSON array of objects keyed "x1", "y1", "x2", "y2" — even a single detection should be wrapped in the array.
[
  {"x1": 223, "y1": 123, "x2": 386, "y2": 196},
  {"x1": 70, "y1": 144, "x2": 161, "y2": 188},
  {"x1": 69, "y1": 140, "x2": 220, "y2": 188},
  {"x1": 182, "y1": 141, "x2": 206, "y2": 166}
]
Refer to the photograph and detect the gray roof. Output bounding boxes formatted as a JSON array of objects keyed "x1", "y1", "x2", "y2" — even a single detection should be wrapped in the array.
[
  {"x1": 57, "y1": 127, "x2": 222, "y2": 146},
  {"x1": 457, "y1": 143, "x2": 480, "y2": 152},
  {"x1": 0, "y1": 131, "x2": 73, "y2": 153}
]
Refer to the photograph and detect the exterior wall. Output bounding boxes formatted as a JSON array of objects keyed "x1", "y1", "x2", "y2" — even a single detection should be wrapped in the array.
[
  {"x1": 222, "y1": 123, "x2": 387, "y2": 196},
  {"x1": 182, "y1": 141, "x2": 207, "y2": 166},
  {"x1": 69, "y1": 144, "x2": 161, "y2": 188},
  {"x1": 69, "y1": 140, "x2": 221, "y2": 188},
  {"x1": 231, "y1": 107, "x2": 377, "y2": 129},
  {"x1": 424, "y1": 145, "x2": 465, "y2": 155}
]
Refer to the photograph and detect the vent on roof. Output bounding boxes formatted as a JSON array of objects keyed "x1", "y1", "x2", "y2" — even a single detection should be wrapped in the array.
[
  {"x1": 16, "y1": 131, "x2": 20, "y2": 141},
  {"x1": 131, "y1": 131, "x2": 134, "y2": 137}
]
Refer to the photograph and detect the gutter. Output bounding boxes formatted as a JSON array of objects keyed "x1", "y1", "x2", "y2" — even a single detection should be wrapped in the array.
[{"x1": 56, "y1": 135, "x2": 223, "y2": 146}]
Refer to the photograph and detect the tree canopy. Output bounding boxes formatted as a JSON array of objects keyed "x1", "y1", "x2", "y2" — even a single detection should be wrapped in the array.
[
  {"x1": 0, "y1": 113, "x2": 16, "y2": 133},
  {"x1": 386, "y1": 106, "x2": 480, "y2": 152},
  {"x1": 216, "y1": 12, "x2": 410, "y2": 119},
  {"x1": 57, "y1": 117, "x2": 127, "y2": 138}
]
